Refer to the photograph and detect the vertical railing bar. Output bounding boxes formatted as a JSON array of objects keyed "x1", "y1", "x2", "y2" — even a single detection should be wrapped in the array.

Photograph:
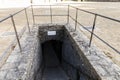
[
  {"x1": 31, "y1": 5, "x2": 35, "y2": 25},
  {"x1": 75, "y1": 8, "x2": 78, "y2": 31},
  {"x1": 89, "y1": 14, "x2": 97, "y2": 47},
  {"x1": 10, "y1": 15, "x2": 22, "y2": 52},
  {"x1": 67, "y1": 5, "x2": 69, "y2": 24},
  {"x1": 50, "y1": 5, "x2": 52, "y2": 24},
  {"x1": 25, "y1": 8, "x2": 30, "y2": 33}
]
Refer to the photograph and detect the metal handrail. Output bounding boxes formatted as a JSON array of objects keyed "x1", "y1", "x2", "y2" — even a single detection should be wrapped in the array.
[
  {"x1": 32, "y1": 5, "x2": 68, "y2": 6},
  {"x1": 31, "y1": 4, "x2": 120, "y2": 54},
  {"x1": 69, "y1": 5, "x2": 120, "y2": 23},
  {"x1": 0, "y1": 15, "x2": 11, "y2": 23},
  {"x1": 0, "y1": 5, "x2": 31, "y2": 54},
  {"x1": 0, "y1": 6, "x2": 31, "y2": 23},
  {"x1": 0, "y1": 5, "x2": 32, "y2": 68},
  {"x1": 0, "y1": 9, "x2": 24, "y2": 23},
  {"x1": 68, "y1": 5, "x2": 120, "y2": 54},
  {"x1": 31, "y1": 5, "x2": 69, "y2": 24},
  {"x1": 0, "y1": 4, "x2": 120, "y2": 59}
]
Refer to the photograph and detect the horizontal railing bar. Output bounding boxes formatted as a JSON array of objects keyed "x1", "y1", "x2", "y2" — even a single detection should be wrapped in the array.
[
  {"x1": 32, "y1": 5, "x2": 68, "y2": 6},
  {"x1": 97, "y1": 14, "x2": 120, "y2": 23},
  {"x1": 0, "y1": 15, "x2": 11, "y2": 23},
  {"x1": 93, "y1": 32, "x2": 120, "y2": 54},
  {"x1": 12, "y1": 8, "x2": 26, "y2": 16},
  {"x1": 69, "y1": 15, "x2": 120, "y2": 54},
  {"x1": 34, "y1": 15, "x2": 68, "y2": 16},
  {"x1": 69, "y1": 5, "x2": 120, "y2": 23},
  {"x1": 69, "y1": 15, "x2": 76, "y2": 21},
  {"x1": 0, "y1": 6, "x2": 30, "y2": 23},
  {"x1": 69, "y1": 15, "x2": 91, "y2": 33},
  {"x1": 0, "y1": 4, "x2": 119, "y2": 56},
  {"x1": 77, "y1": 22, "x2": 91, "y2": 33},
  {"x1": 69, "y1": 5, "x2": 96, "y2": 15},
  {"x1": 12, "y1": 6, "x2": 31, "y2": 16}
]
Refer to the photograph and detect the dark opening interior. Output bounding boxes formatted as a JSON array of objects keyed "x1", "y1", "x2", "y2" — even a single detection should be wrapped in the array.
[
  {"x1": 35, "y1": 39, "x2": 91, "y2": 80},
  {"x1": 42, "y1": 40, "x2": 63, "y2": 67},
  {"x1": 41, "y1": 40, "x2": 71, "y2": 80},
  {"x1": 35, "y1": 26, "x2": 98, "y2": 80}
]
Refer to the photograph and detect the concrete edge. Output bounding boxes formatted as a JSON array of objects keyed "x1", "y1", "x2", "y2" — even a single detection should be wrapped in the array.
[{"x1": 65, "y1": 24, "x2": 120, "y2": 80}]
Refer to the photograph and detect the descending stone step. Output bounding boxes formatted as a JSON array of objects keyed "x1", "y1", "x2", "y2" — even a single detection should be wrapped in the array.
[
  {"x1": 41, "y1": 41, "x2": 70, "y2": 80},
  {"x1": 43, "y1": 41, "x2": 60, "y2": 67},
  {"x1": 42, "y1": 67, "x2": 70, "y2": 80}
]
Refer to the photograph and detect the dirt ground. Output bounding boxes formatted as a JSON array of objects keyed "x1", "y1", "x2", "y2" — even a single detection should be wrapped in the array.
[{"x1": 0, "y1": 2, "x2": 120, "y2": 66}]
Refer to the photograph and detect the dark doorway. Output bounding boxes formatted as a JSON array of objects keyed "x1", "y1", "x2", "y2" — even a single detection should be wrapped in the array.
[
  {"x1": 41, "y1": 40, "x2": 69, "y2": 80},
  {"x1": 42, "y1": 40, "x2": 63, "y2": 67}
]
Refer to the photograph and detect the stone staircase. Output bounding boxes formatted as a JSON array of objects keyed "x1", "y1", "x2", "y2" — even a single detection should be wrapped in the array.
[
  {"x1": 42, "y1": 67, "x2": 69, "y2": 80},
  {"x1": 36, "y1": 41, "x2": 70, "y2": 80}
]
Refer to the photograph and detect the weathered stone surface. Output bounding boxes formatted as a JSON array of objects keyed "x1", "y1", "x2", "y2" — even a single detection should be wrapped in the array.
[
  {"x1": 0, "y1": 23, "x2": 120, "y2": 80},
  {"x1": 0, "y1": 25, "x2": 41, "y2": 80},
  {"x1": 0, "y1": 70, "x2": 7, "y2": 79},
  {"x1": 65, "y1": 24, "x2": 120, "y2": 80}
]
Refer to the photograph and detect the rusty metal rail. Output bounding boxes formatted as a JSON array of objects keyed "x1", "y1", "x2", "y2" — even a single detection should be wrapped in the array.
[
  {"x1": 0, "y1": 6, "x2": 31, "y2": 53},
  {"x1": 0, "y1": 4, "x2": 120, "y2": 60},
  {"x1": 68, "y1": 5, "x2": 120, "y2": 54},
  {"x1": 31, "y1": 5, "x2": 68, "y2": 24}
]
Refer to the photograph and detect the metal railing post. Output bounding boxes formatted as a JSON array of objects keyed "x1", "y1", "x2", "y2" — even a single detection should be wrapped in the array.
[
  {"x1": 10, "y1": 15, "x2": 22, "y2": 52},
  {"x1": 67, "y1": 5, "x2": 69, "y2": 24},
  {"x1": 25, "y1": 8, "x2": 30, "y2": 33},
  {"x1": 89, "y1": 14, "x2": 97, "y2": 47},
  {"x1": 31, "y1": 5, "x2": 35, "y2": 25},
  {"x1": 50, "y1": 5, "x2": 52, "y2": 24},
  {"x1": 75, "y1": 8, "x2": 78, "y2": 31}
]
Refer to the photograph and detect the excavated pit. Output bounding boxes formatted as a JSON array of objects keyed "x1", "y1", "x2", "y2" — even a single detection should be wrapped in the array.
[
  {"x1": 1, "y1": 24, "x2": 120, "y2": 80},
  {"x1": 35, "y1": 25, "x2": 96, "y2": 80}
]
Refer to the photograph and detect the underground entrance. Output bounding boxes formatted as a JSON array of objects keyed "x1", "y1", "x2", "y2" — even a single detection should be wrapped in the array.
[
  {"x1": 39, "y1": 39, "x2": 82, "y2": 80},
  {"x1": 34, "y1": 25, "x2": 100, "y2": 80},
  {"x1": 42, "y1": 40, "x2": 63, "y2": 67},
  {"x1": 41, "y1": 40, "x2": 68, "y2": 80}
]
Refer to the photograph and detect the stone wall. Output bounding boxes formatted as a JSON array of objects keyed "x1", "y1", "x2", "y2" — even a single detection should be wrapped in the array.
[
  {"x1": 38, "y1": 25, "x2": 64, "y2": 44},
  {"x1": 39, "y1": 24, "x2": 120, "y2": 80},
  {"x1": 62, "y1": 27, "x2": 100, "y2": 80},
  {"x1": 0, "y1": 26, "x2": 42, "y2": 80},
  {"x1": 65, "y1": 24, "x2": 120, "y2": 80},
  {"x1": 37, "y1": 24, "x2": 100, "y2": 79},
  {"x1": 0, "y1": 24, "x2": 120, "y2": 80}
]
